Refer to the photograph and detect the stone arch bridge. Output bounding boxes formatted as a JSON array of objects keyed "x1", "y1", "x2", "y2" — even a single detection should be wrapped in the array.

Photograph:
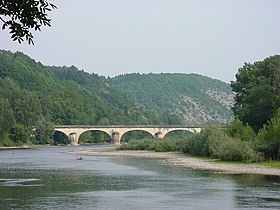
[{"x1": 54, "y1": 125, "x2": 202, "y2": 145}]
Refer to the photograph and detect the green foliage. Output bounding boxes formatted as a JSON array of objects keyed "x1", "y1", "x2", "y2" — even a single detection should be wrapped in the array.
[
  {"x1": 9, "y1": 123, "x2": 29, "y2": 144},
  {"x1": 0, "y1": 136, "x2": 16, "y2": 147},
  {"x1": 10, "y1": 90, "x2": 42, "y2": 128},
  {"x1": 0, "y1": 97, "x2": 14, "y2": 138},
  {"x1": 121, "y1": 130, "x2": 154, "y2": 142},
  {"x1": 53, "y1": 132, "x2": 70, "y2": 145},
  {"x1": 118, "y1": 137, "x2": 186, "y2": 152},
  {"x1": 225, "y1": 119, "x2": 256, "y2": 142},
  {"x1": 119, "y1": 138, "x2": 154, "y2": 151},
  {"x1": 258, "y1": 109, "x2": 280, "y2": 160},
  {"x1": 79, "y1": 132, "x2": 93, "y2": 144},
  {"x1": 118, "y1": 125, "x2": 264, "y2": 163},
  {"x1": 184, "y1": 127, "x2": 217, "y2": 156},
  {"x1": 230, "y1": 55, "x2": 280, "y2": 160},
  {"x1": 108, "y1": 73, "x2": 234, "y2": 125},
  {"x1": 0, "y1": 49, "x2": 163, "y2": 127},
  {"x1": 34, "y1": 119, "x2": 54, "y2": 145},
  {"x1": 0, "y1": 50, "x2": 168, "y2": 146},
  {"x1": 208, "y1": 129, "x2": 263, "y2": 162},
  {"x1": 79, "y1": 131, "x2": 111, "y2": 144},
  {"x1": 0, "y1": 0, "x2": 57, "y2": 44},
  {"x1": 231, "y1": 55, "x2": 280, "y2": 132}
]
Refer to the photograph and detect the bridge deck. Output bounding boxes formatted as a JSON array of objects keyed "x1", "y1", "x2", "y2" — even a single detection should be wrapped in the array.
[{"x1": 55, "y1": 125, "x2": 203, "y2": 129}]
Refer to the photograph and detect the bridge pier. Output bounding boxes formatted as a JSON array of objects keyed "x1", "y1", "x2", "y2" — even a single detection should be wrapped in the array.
[
  {"x1": 112, "y1": 132, "x2": 120, "y2": 145},
  {"x1": 69, "y1": 132, "x2": 79, "y2": 145}
]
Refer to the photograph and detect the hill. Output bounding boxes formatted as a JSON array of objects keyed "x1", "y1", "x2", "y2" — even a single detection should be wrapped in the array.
[
  {"x1": 108, "y1": 73, "x2": 234, "y2": 124},
  {"x1": 0, "y1": 50, "x2": 162, "y2": 128}
]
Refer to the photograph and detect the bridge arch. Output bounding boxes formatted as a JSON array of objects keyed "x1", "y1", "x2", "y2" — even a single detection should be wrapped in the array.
[
  {"x1": 120, "y1": 129, "x2": 154, "y2": 142},
  {"x1": 79, "y1": 130, "x2": 112, "y2": 144},
  {"x1": 53, "y1": 130, "x2": 70, "y2": 145},
  {"x1": 162, "y1": 128, "x2": 200, "y2": 138}
]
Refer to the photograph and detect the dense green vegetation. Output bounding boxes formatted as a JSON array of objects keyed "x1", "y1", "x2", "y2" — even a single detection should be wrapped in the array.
[
  {"x1": 0, "y1": 50, "x2": 162, "y2": 146},
  {"x1": 108, "y1": 73, "x2": 234, "y2": 124},
  {"x1": 118, "y1": 125, "x2": 263, "y2": 163},
  {"x1": 119, "y1": 55, "x2": 280, "y2": 162},
  {"x1": 231, "y1": 55, "x2": 280, "y2": 132}
]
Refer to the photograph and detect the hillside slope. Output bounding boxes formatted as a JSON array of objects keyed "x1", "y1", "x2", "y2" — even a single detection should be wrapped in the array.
[
  {"x1": 108, "y1": 73, "x2": 234, "y2": 124},
  {"x1": 0, "y1": 50, "x2": 161, "y2": 125}
]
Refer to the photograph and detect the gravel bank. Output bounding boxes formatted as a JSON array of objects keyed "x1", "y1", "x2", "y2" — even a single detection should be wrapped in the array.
[{"x1": 71, "y1": 150, "x2": 280, "y2": 176}]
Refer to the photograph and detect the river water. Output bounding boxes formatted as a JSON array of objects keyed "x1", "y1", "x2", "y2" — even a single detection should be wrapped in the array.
[{"x1": 0, "y1": 146, "x2": 279, "y2": 210}]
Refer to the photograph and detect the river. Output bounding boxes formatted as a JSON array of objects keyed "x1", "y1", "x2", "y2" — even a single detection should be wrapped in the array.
[{"x1": 0, "y1": 146, "x2": 279, "y2": 210}]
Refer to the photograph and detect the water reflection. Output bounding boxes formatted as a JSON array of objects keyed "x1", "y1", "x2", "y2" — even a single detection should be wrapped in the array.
[
  {"x1": 232, "y1": 174, "x2": 280, "y2": 209},
  {"x1": 0, "y1": 146, "x2": 279, "y2": 209}
]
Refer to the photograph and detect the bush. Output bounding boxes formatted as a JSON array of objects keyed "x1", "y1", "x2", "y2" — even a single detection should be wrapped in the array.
[
  {"x1": 184, "y1": 126, "x2": 218, "y2": 157},
  {"x1": 150, "y1": 138, "x2": 182, "y2": 152},
  {"x1": 34, "y1": 119, "x2": 54, "y2": 145},
  {"x1": 118, "y1": 138, "x2": 154, "y2": 150},
  {"x1": 225, "y1": 119, "x2": 256, "y2": 142},
  {"x1": 118, "y1": 125, "x2": 264, "y2": 162},
  {"x1": 209, "y1": 129, "x2": 263, "y2": 162},
  {"x1": 257, "y1": 109, "x2": 280, "y2": 160},
  {"x1": 9, "y1": 123, "x2": 29, "y2": 144},
  {"x1": 118, "y1": 137, "x2": 187, "y2": 152},
  {"x1": 0, "y1": 136, "x2": 16, "y2": 147}
]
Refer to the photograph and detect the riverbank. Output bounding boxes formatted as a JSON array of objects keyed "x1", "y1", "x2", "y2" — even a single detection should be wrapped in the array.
[{"x1": 70, "y1": 149, "x2": 280, "y2": 176}]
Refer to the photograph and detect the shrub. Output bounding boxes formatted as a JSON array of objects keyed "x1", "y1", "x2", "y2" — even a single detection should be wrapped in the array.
[
  {"x1": 184, "y1": 126, "x2": 218, "y2": 156},
  {"x1": 9, "y1": 123, "x2": 29, "y2": 144},
  {"x1": 0, "y1": 136, "x2": 16, "y2": 147},
  {"x1": 118, "y1": 137, "x2": 187, "y2": 152},
  {"x1": 209, "y1": 129, "x2": 263, "y2": 162},
  {"x1": 257, "y1": 109, "x2": 280, "y2": 160},
  {"x1": 118, "y1": 138, "x2": 154, "y2": 150},
  {"x1": 225, "y1": 119, "x2": 256, "y2": 142},
  {"x1": 151, "y1": 138, "x2": 180, "y2": 152}
]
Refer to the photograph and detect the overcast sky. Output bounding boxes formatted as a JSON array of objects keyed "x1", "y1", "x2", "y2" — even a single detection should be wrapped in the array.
[{"x1": 1, "y1": 0, "x2": 280, "y2": 82}]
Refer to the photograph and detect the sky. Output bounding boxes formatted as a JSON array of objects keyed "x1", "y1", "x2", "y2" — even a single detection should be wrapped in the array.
[{"x1": 1, "y1": 0, "x2": 280, "y2": 83}]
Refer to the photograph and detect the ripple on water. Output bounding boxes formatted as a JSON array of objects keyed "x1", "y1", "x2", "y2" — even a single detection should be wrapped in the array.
[{"x1": 0, "y1": 178, "x2": 43, "y2": 187}]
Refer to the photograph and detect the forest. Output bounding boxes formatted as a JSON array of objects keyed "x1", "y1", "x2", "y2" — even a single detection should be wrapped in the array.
[{"x1": 108, "y1": 72, "x2": 233, "y2": 124}]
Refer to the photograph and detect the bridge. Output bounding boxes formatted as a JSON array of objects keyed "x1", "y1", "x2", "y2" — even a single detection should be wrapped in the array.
[{"x1": 54, "y1": 125, "x2": 202, "y2": 145}]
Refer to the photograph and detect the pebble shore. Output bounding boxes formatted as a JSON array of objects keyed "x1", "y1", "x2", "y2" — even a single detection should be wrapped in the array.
[{"x1": 71, "y1": 150, "x2": 280, "y2": 176}]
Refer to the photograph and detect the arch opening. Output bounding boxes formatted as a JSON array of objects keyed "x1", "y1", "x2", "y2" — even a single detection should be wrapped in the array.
[
  {"x1": 79, "y1": 130, "x2": 112, "y2": 144},
  {"x1": 53, "y1": 131, "x2": 70, "y2": 145},
  {"x1": 164, "y1": 130, "x2": 193, "y2": 138},
  {"x1": 121, "y1": 130, "x2": 154, "y2": 143}
]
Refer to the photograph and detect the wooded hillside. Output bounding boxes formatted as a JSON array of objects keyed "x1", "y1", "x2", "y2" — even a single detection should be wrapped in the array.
[
  {"x1": 0, "y1": 50, "x2": 234, "y2": 146},
  {"x1": 108, "y1": 73, "x2": 234, "y2": 124}
]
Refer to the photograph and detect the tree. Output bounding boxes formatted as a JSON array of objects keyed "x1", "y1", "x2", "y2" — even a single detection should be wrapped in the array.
[
  {"x1": 10, "y1": 90, "x2": 42, "y2": 129},
  {"x1": 225, "y1": 118, "x2": 256, "y2": 142},
  {"x1": 9, "y1": 123, "x2": 29, "y2": 144},
  {"x1": 258, "y1": 109, "x2": 280, "y2": 160},
  {"x1": 231, "y1": 55, "x2": 280, "y2": 132},
  {"x1": 34, "y1": 119, "x2": 54, "y2": 145},
  {"x1": 0, "y1": 97, "x2": 14, "y2": 138},
  {"x1": 0, "y1": 0, "x2": 57, "y2": 44}
]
